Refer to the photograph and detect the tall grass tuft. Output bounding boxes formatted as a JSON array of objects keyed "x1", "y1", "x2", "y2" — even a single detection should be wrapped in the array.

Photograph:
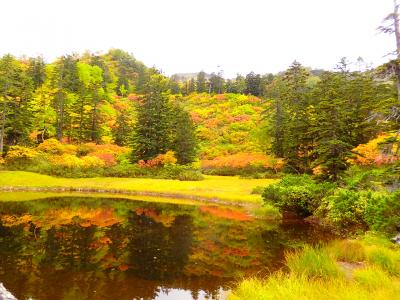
[
  {"x1": 353, "y1": 266, "x2": 391, "y2": 288},
  {"x1": 366, "y1": 246, "x2": 400, "y2": 275},
  {"x1": 285, "y1": 245, "x2": 343, "y2": 279},
  {"x1": 327, "y1": 239, "x2": 366, "y2": 262},
  {"x1": 229, "y1": 274, "x2": 400, "y2": 300}
]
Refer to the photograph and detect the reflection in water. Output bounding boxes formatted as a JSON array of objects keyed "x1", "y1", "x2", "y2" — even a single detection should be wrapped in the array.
[{"x1": 0, "y1": 197, "x2": 332, "y2": 300}]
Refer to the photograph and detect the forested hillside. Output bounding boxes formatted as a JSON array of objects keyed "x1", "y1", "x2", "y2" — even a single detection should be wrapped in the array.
[{"x1": 0, "y1": 49, "x2": 398, "y2": 180}]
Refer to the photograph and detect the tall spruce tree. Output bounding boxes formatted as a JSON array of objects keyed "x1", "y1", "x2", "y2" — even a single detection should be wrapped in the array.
[
  {"x1": 0, "y1": 54, "x2": 34, "y2": 151},
  {"x1": 131, "y1": 74, "x2": 171, "y2": 161},
  {"x1": 245, "y1": 72, "x2": 262, "y2": 96},
  {"x1": 280, "y1": 62, "x2": 313, "y2": 173},
  {"x1": 170, "y1": 103, "x2": 197, "y2": 164},
  {"x1": 196, "y1": 71, "x2": 207, "y2": 93}
]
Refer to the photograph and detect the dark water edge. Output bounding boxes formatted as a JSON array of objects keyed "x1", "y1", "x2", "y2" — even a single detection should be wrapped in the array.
[{"x1": 0, "y1": 196, "x2": 334, "y2": 300}]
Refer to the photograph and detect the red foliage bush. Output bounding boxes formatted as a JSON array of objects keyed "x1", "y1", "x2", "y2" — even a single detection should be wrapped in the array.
[
  {"x1": 227, "y1": 115, "x2": 251, "y2": 122},
  {"x1": 201, "y1": 152, "x2": 284, "y2": 171},
  {"x1": 89, "y1": 152, "x2": 117, "y2": 166},
  {"x1": 215, "y1": 94, "x2": 226, "y2": 101},
  {"x1": 190, "y1": 111, "x2": 203, "y2": 124}
]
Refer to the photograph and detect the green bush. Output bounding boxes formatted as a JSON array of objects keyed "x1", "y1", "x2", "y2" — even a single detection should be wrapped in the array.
[
  {"x1": 364, "y1": 191, "x2": 400, "y2": 233},
  {"x1": 322, "y1": 189, "x2": 368, "y2": 227},
  {"x1": 158, "y1": 164, "x2": 204, "y2": 181},
  {"x1": 344, "y1": 166, "x2": 386, "y2": 191},
  {"x1": 202, "y1": 165, "x2": 271, "y2": 177},
  {"x1": 176, "y1": 170, "x2": 204, "y2": 181},
  {"x1": 251, "y1": 186, "x2": 265, "y2": 195},
  {"x1": 262, "y1": 175, "x2": 335, "y2": 216},
  {"x1": 320, "y1": 188, "x2": 399, "y2": 232}
]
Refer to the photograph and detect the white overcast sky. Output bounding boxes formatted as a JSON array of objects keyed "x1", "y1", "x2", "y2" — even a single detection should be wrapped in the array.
[{"x1": 0, "y1": 0, "x2": 395, "y2": 77}]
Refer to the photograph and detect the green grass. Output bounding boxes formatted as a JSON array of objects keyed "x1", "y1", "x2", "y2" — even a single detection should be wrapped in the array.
[
  {"x1": 353, "y1": 266, "x2": 392, "y2": 288},
  {"x1": 366, "y1": 246, "x2": 400, "y2": 275},
  {"x1": 0, "y1": 171, "x2": 278, "y2": 207},
  {"x1": 285, "y1": 245, "x2": 343, "y2": 279},
  {"x1": 327, "y1": 240, "x2": 366, "y2": 263},
  {"x1": 229, "y1": 273, "x2": 400, "y2": 300},
  {"x1": 230, "y1": 233, "x2": 400, "y2": 300}
]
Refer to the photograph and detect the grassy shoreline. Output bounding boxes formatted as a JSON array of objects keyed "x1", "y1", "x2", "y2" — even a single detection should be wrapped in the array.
[
  {"x1": 229, "y1": 233, "x2": 400, "y2": 299},
  {"x1": 0, "y1": 171, "x2": 279, "y2": 208}
]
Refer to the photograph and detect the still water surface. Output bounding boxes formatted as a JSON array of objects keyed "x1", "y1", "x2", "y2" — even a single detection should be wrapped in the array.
[{"x1": 0, "y1": 196, "x2": 331, "y2": 300}]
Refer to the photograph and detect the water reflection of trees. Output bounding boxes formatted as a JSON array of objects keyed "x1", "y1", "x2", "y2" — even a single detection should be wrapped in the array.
[
  {"x1": 0, "y1": 197, "x2": 330, "y2": 300},
  {"x1": 127, "y1": 211, "x2": 193, "y2": 280}
]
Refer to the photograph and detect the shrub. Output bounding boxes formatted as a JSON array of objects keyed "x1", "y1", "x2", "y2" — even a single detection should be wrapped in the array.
[
  {"x1": 263, "y1": 175, "x2": 335, "y2": 216},
  {"x1": 5, "y1": 146, "x2": 38, "y2": 165},
  {"x1": 364, "y1": 191, "x2": 400, "y2": 233},
  {"x1": 349, "y1": 133, "x2": 400, "y2": 166},
  {"x1": 160, "y1": 150, "x2": 177, "y2": 165},
  {"x1": 139, "y1": 151, "x2": 178, "y2": 168},
  {"x1": 80, "y1": 156, "x2": 105, "y2": 169},
  {"x1": 89, "y1": 152, "x2": 117, "y2": 166},
  {"x1": 76, "y1": 143, "x2": 92, "y2": 157},
  {"x1": 48, "y1": 154, "x2": 83, "y2": 169},
  {"x1": 322, "y1": 189, "x2": 368, "y2": 227},
  {"x1": 36, "y1": 138, "x2": 64, "y2": 154},
  {"x1": 251, "y1": 186, "x2": 265, "y2": 195},
  {"x1": 176, "y1": 170, "x2": 204, "y2": 181},
  {"x1": 344, "y1": 166, "x2": 386, "y2": 191},
  {"x1": 201, "y1": 152, "x2": 284, "y2": 174}
]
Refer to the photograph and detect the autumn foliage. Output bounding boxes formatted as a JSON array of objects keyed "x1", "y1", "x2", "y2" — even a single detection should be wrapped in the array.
[
  {"x1": 349, "y1": 133, "x2": 399, "y2": 166},
  {"x1": 138, "y1": 151, "x2": 177, "y2": 168},
  {"x1": 201, "y1": 152, "x2": 284, "y2": 172}
]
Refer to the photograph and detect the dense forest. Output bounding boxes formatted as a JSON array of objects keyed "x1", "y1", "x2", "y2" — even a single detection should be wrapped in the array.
[{"x1": 0, "y1": 49, "x2": 398, "y2": 182}]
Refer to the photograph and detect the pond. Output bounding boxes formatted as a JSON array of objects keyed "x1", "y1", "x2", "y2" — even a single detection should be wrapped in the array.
[{"x1": 0, "y1": 196, "x2": 332, "y2": 300}]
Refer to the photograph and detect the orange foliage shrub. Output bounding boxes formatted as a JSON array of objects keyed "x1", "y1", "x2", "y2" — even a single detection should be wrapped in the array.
[
  {"x1": 89, "y1": 152, "x2": 117, "y2": 166},
  {"x1": 215, "y1": 94, "x2": 226, "y2": 101},
  {"x1": 205, "y1": 118, "x2": 221, "y2": 128},
  {"x1": 247, "y1": 95, "x2": 262, "y2": 103},
  {"x1": 138, "y1": 151, "x2": 177, "y2": 168},
  {"x1": 80, "y1": 143, "x2": 128, "y2": 166},
  {"x1": 83, "y1": 143, "x2": 129, "y2": 156},
  {"x1": 127, "y1": 93, "x2": 139, "y2": 101},
  {"x1": 201, "y1": 152, "x2": 284, "y2": 171},
  {"x1": 349, "y1": 133, "x2": 399, "y2": 166},
  {"x1": 228, "y1": 115, "x2": 251, "y2": 122},
  {"x1": 190, "y1": 111, "x2": 203, "y2": 124}
]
